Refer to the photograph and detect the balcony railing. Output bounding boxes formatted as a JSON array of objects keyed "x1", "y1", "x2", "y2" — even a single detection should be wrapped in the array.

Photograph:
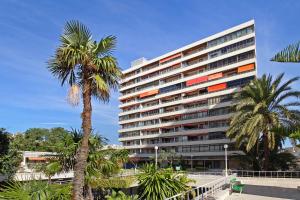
[
  {"x1": 121, "y1": 26, "x2": 254, "y2": 84},
  {"x1": 120, "y1": 38, "x2": 255, "y2": 96}
]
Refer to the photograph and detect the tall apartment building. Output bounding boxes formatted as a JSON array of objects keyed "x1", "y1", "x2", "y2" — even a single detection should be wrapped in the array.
[{"x1": 118, "y1": 20, "x2": 257, "y2": 169}]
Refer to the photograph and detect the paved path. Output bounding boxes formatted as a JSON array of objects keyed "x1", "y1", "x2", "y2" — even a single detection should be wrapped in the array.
[{"x1": 226, "y1": 178, "x2": 300, "y2": 200}]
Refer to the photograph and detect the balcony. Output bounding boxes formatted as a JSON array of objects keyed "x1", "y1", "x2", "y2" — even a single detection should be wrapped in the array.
[
  {"x1": 121, "y1": 25, "x2": 254, "y2": 85},
  {"x1": 120, "y1": 36, "x2": 255, "y2": 97}
]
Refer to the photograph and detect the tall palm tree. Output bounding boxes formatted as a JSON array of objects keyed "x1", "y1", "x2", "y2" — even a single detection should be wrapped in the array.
[
  {"x1": 271, "y1": 42, "x2": 300, "y2": 63},
  {"x1": 48, "y1": 20, "x2": 121, "y2": 199},
  {"x1": 227, "y1": 73, "x2": 300, "y2": 170}
]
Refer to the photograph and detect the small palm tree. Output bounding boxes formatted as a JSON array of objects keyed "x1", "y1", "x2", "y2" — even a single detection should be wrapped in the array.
[
  {"x1": 227, "y1": 73, "x2": 300, "y2": 170},
  {"x1": 105, "y1": 190, "x2": 138, "y2": 200},
  {"x1": 0, "y1": 180, "x2": 71, "y2": 200},
  {"x1": 36, "y1": 161, "x2": 62, "y2": 184},
  {"x1": 137, "y1": 164, "x2": 192, "y2": 200},
  {"x1": 271, "y1": 42, "x2": 300, "y2": 63},
  {"x1": 48, "y1": 20, "x2": 121, "y2": 199}
]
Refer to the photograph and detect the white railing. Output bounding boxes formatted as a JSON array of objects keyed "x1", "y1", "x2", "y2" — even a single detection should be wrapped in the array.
[
  {"x1": 165, "y1": 174, "x2": 236, "y2": 200},
  {"x1": 14, "y1": 171, "x2": 74, "y2": 181},
  {"x1": 230, "y1": 170, "x2": 300, "y2": 179}
]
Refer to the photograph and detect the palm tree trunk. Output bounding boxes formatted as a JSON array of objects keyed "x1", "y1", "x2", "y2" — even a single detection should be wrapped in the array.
[
  {"x1": 87, "y1": 185, "x2": 94, "y2": 200},
  {"x1": 263, "y1": 133, "x2": 270, "y2": 170},
  {"x1": 72, "y1": 74, "x2": 92, "y2": 200}
]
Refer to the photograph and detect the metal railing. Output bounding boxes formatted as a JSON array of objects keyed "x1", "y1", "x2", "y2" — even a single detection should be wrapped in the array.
[
  {"x1": 230, "y1": 170, "x2": 300, "y2": 179},
  {"x1": 165, "y1": 174, "x2": 236, "y2": 200}
]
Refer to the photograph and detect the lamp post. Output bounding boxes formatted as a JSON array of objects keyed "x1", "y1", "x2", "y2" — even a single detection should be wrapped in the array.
[
  {"x1": 224, "y1": 144, "x2": 228, "y2": 177},
  {"x1": 191, "y1": 155, "x2": 193, "y2": 171},
  {"x1": 155, "y1": 146, "x2": 158, "y2": 169}
]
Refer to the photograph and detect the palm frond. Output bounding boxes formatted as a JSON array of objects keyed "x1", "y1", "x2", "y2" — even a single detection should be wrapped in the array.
[{"x1": 271, "y1": 42, "x2": 300, "y2": 63}]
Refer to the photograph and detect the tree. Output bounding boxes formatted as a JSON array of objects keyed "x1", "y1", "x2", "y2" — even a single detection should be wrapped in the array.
[
  {"x1": 0, "y1": 128, "x2": 10, "y2": 156},
  {"x1": 10, "y1": 128, "x2": 72, "y2": 152},
  {"x1": 48, "y1": 20, "x2": 121, "y2": 199},
  {"x1": 137, "y1": 164, "x2": 192, "y2": 200},
  {"x1": 227, "y1": 73, "x2": 300, "y2": 170},
  {"x1": 271, "y1": 42, "x2": 300, "y2": 63},
  {"x1": 36, "y1": 161, "x2": 62, "y2": 184},
  {"x1": 105, "y1": 190, "x2": 138, "y2": 200},
  {"x1": 84, "y1": 137, "x2": 128, "y2": 200},
  {"x1": 46, "y1": 130, "x2": 129, "y2": 200},
  {"x1": 0, "y1": 128, "x2": 22, "y2": 179}
]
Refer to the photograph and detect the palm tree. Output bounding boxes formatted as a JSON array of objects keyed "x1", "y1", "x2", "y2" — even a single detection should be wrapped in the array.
[
  {"x1": 227, "y1": 73, "x2": 300, "y2": 170},
  {"x1": 271, "y1": 42, "x2": 300, "y2": 63},
  {"x1": 48, "y1": 20, "x2": 121, "y2": 199},
  {"x1": 84, "y1": 136, "x2": 129, "y2": 200},
  {"x1": 47, "y1": 130, "x2": 129, "y2": 199},
  {"x1": 0, "y1": 180, "x2": 71, "y2": 200},
  {"x1": 105, "y1": 190, "x2": 138, "y2": 200},
  {"x1": 137, "y1": 164, "x2": 192, "y2": 200},
  {"x1": 36, "y1": 161, "x2": 62, "y2": 184}
]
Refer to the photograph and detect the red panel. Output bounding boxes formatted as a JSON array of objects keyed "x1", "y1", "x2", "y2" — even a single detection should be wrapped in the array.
[
  {"x1": 208, "y1": 83, "x2": 227, "y2": 92},
  {"x1": 186, "y1": 76, "x2": 208, "y2": 86},
  {"x1": 159, "y1": 53, "x2": 182, "y2": 64}
]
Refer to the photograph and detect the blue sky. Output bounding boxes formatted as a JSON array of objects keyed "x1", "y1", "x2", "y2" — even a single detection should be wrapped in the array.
[{"x1": 0, "y1": 0, "x2": 299, "y2": 144}]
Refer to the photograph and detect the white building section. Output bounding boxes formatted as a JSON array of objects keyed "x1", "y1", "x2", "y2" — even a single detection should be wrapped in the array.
[{"x1": 119, "y1": 20, "x2": 257, "y2": 169}]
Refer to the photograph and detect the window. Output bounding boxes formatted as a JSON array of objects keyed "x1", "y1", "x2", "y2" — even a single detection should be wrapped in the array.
[{"x1": 207, "y1": 25, "x2": 254, "y2": 48}]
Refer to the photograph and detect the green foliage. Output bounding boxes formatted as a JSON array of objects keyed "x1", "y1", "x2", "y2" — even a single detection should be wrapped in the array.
[
  {"x1": 158, "y1": 149, "x2": 178, "y2": 167},
  {"x1": 271, "y1": 41, "x2": 300, "y2": 63},
  {"x1": 36, "y1": 161, "x2": 62, "y2": 183},
  {"x1": 0, "y1": 150, "x2": 22, "y2": 179},
  {"x1": 10, "y1": 128, "x2": 72, "y2": 152},
  {"x1": 0, "y1": 180, "x2": 71, "y2": 200},
  {"x1": 0, "y1": 128, "x2": 22, "y2": 178},
  {"x1": 91, "y1": 176, "x2": 135, "y2": 189},
  {"x1": 0, "y1": 128, "x2": 10, "y2": 156},
  {"x1": 105, "y1": 190, "x2": 138, "y2": 200},
  {"x1": 227, "y1": 73, "x2": 300, "y2": 169},
  {"x1": 137, "y1": 164, "x2": 192, "y2": 200}
]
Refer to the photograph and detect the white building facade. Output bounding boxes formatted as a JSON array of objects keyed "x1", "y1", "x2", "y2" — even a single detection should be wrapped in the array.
[{"x1": 118, "y1": 20, "x2": 257, "y2": 169}]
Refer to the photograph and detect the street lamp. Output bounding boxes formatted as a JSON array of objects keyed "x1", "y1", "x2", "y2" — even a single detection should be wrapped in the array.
[
  {"x1": 154, "y1": 146, "x2": 158, "y2": 169},
  {"x1": 191, "y1": 155, "x2": 193, "y2": 171},
  {"x1": 224, "y1": 144, "x2": 228, "y2": 177}
]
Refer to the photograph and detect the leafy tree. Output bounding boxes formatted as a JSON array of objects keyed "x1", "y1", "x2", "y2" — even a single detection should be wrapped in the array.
[
  {"x1": 0, "y1": 128, "x2": 10, "y2": 156},
  {"x1": 10, "y1": 128, "x2": 72, "y2": 152},
  {"x1": 227, "y1": 73, "x2": 300, "y2": 170},
  {"x1": 48, "y1": 20, "x2": 121, "y2": 199},
  {"x1": 233, "y1": 132, "x2": 297, "y2": 170},
  {"x1": 137, "y1": 164, "x2": 192, "y2": 200},
  {"x1": 271, "y1": 42, "x2": 300, "y2": 63},
  {"x1": 0, "y1": 180, "x2": 71, "y2": 200},
  {"x1": 45, "y1": 130, "x2": 129, "y2": 200},
  {"x1": 36, "y1": 161, "x2": 62, "y2": 184},
  {"x1": 105, "y1": 190, "x2": 138, "y2": 200},
  {"x1": 0, "y1": 128, "x2": 22, "y2": 179}
]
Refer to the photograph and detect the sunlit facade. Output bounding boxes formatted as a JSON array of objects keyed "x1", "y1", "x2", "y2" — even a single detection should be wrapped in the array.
[{"x1": 119, "y1": 20, "x2": 257, "y2": 169}]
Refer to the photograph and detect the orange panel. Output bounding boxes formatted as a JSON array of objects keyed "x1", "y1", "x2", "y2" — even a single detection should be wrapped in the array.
[
  {"x1": 159, "y1": 53, "x2": 181, "y2": 64},
  {"x1": 238, "y1": 63, "x2": 255, "y2": 73},
  {"x1": 139, "y1": 89, "x2": 159, "y2": 98},
  {"x1": 208, "y1": 72, "x2": 223, "y2": 80},
  {"x1": 28, "y1": 157, "x2": 48, "y2": 161},
  {"x1": 208, "y1": 83, "x2": 227, "y2": 92}
]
